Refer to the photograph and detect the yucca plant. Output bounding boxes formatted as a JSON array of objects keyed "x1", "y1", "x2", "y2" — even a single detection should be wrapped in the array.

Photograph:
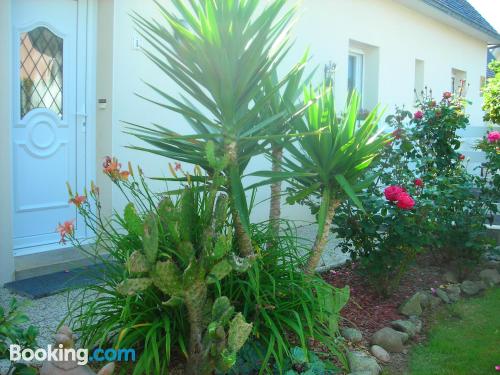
[
  {"x1": 257, "y1": 52, "x2": 313, "y2": 235},
  {"x1": 256, "y1": 86, "x2": 390, "y2": 273},
  {"x1": 128, "y1": 0, "x2": 300, "y2": 257}
]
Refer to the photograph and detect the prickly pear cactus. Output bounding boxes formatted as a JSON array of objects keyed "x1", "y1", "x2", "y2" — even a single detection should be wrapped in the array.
[{"x1": 116, "y1": 180, "x2": 253, "y2": 374}]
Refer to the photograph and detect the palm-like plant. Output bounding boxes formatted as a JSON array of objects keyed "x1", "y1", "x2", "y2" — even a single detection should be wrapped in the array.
[
  {"x1": 256, "y1": 52, "x2": 312, "y2": 235},
  {"x1": 258, "y1": 86, "x2": 390, "y2": 273},
  {"x1": 129, "y1": 0, "x2": 299, "y2": 257}
]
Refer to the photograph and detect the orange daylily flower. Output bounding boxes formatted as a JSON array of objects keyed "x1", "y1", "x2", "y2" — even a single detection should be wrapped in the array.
[
  {"x1": 56, "y1": 220, "x2": 75, "y2": 244},
  {"x1": 69, "y1": 195, "x2": 86, "y2": 207}
]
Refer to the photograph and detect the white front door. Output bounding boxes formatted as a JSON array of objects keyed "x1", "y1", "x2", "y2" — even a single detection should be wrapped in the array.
[{"x1": 12, "y1": 0, "x2": 89, "y2": 254}]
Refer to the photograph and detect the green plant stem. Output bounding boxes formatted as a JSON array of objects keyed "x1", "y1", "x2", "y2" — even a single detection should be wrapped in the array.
[
  {"x1": 306, "y1": 197, "x2": 340, "y2": 274},
  {"x1": 269, "y1": 145, "x2": 283, "y2": 236}
]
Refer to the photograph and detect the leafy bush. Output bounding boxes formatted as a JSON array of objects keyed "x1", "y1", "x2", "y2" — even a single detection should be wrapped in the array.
[
  {"x1": 333, "y1": 90, "x2": 492, "y2": 295},
  {"x1": 412, "y1": 91, "x2": 493, "y2": 268},
  {"x1": 229, "y1": 344, "x2": 339, "y2": 375},
  {"x1": 67, "y1": 157, "x2": 255, "y2": 375},
  {"x1": 476, "y1": 129, "x2": 500, "y2": 222},
  {"x1": 483, "y1": 61, "x2": 500, "y2": 124},
  {"x1": 224, "y1": 221, "x2": 349, "y2": 372},
  {"x1": 66, "y1": 161, "x2": 349, "y2": 374},
  {"x1": 283, "y1": 347, "x2": 337, "y2": 375},
  {"x1": 0, "y1": 298, "x2": 38, "y2": 375}
]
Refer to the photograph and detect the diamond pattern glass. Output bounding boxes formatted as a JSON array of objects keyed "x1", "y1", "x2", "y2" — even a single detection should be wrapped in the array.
[{"x1": 20, "y1": 26, "x2": 63, "y2": 119}]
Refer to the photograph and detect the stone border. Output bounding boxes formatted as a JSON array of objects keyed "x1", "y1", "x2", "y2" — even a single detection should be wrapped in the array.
[{"x1": 342, "y1": 266, "x2": 500, "y2": 375}]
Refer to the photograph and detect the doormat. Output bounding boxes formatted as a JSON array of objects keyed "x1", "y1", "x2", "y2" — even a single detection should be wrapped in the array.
[{"x1": 4, "y1": 263, "x2": 109, "y2": 299}]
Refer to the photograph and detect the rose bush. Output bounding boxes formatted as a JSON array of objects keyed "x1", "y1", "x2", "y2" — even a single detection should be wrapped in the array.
[
  {"x1": 476, "y1": 129, "x2": 500, "y2": 228},
  {"x1": 332, "y1": 89, "x2": 493, "y2": 295},
  {"x1": 412, "y1": 90, "x2": 493, "y2": 270},
  {"x1": 332, "y1": 108, "x2": 430, "y2": 296}
]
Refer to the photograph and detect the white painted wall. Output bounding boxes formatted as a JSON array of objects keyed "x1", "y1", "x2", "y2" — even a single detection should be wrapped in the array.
[{"x1": 109, "y1": 0, "x2": 491, "y2": 223}]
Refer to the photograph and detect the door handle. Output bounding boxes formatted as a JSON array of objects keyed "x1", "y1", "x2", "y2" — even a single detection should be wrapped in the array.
[{"x1": 76, "y1": 112, "x2": 87, "y2": 132}]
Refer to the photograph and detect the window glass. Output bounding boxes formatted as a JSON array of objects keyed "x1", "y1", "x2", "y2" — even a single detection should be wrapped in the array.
[
  {"x1": 20, "y1": 26, "x2": 63, "y2": 118},
  {"x1": 348, "y1": 53, "x2": 363, "y2": 99}
]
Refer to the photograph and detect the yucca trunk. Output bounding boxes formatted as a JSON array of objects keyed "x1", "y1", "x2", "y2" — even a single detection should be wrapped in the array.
[
  {"x1": 185, "y1": 284, "x2": 209, "y2": 375},
  {"x1": 231, "y1": 208, "x2": 254, "y2": 256},
  {"x1": 225, "y1": 141, "x2": 254, "y2": 257},
  {"x1": 305, "y1": 198, "x2": 340, "y2": 274},
  {"x1": 269, "y1": 145, "x2": 283, "y2": 235}
]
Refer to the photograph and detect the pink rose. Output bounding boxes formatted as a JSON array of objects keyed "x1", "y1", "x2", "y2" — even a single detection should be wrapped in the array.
[
  {"x1": 396, "y1": 193, "x2": 415, "y2": 210},
  {"x1": 443, "y1": 91, "x2": 452, "y2": 99},
  {"x1": 487, "y1": 131, "x2": 500, "y2": 143},
  {"x1": 414, "y1": 111, "x2": 424, "y2": 120},
  {"x1": 384, "y1": 185, "x2": 405, "y2": 202}
]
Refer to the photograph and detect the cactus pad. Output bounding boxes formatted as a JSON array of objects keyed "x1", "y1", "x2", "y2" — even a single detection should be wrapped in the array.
[
  {"x1": 207, "y1": 260, "x2": 233, "y2": 284},
  {"x1": 116, "y1": 278, "x2": 152, "y2": 296},
  {"x1": 212, "y1": 296, "x2": 234, "y2": 325},
  {"x1": 124, "y1": 203, "x2": 143, "y2": 237},
  {"x1": 227, "y1": 313, "x2": 253, "y2": 353},
  {"x1": 143, "y1": 213, "x2": 159, "y2": 265},
  {"x1": 127, "y1": 250, "x2": 150, "y2": 273},
  {"x1": 152, "y1": 261, "x2": 183, "y2": 296}
]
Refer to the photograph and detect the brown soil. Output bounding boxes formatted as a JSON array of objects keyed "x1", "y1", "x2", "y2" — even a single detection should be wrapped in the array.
[{"x1": 322, "y1": 255, "x2": 454, "y2": 374}]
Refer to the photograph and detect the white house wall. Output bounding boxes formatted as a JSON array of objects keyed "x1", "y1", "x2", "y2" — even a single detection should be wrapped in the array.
[{"x1": 109, "y1": 0, "x2": 489, "y2": 224}]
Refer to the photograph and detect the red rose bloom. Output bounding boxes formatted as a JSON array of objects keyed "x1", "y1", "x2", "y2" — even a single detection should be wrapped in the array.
[
  {"x1": 396, "y1": 192, "x2": 415, "y2": 210},
  {"x1": 392, "y1": 128, "x2": 402, "y2": 139},
  {"x1": 384, "y1": 185, "x2": 405, "y2": 201},
  {"x1": 414, "y1": 111, "x2": 424, "y2": 120},
  {"x1": 443, "y1": 91, "x2": 452, "y2": 99},
  {"x1": 459, "y1": 154, "x2": 465, "y2": 160},
  {"x1": 414, "y1": 178, "x2": 424, "y2": 187}
]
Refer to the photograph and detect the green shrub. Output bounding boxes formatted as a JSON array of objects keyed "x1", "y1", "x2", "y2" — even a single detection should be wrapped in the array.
[
  {"x1": 223, "y1": 220, "x2": 349, "y2": 372},
  {"x1": 333, "y1": 90, "x2": 492, "y2": 295},
  {"x1": 476, "y1": 129, "x2": 500, "y2": 224},
  {"x1": 67, "y1": 159, "x2": 253, "y2": 375},
  {"x1": 66, "y1": 163, "x2": 348, "y2": 374},
  {"x1": 0, "y1": 299, "x2": 38, "y2": 375},
  {"x1": 412, "y1": 91, "x2": 493, "y2": 269},
  {"x1": 483, "y1": 61, "x2": 500, "y2": 124}
]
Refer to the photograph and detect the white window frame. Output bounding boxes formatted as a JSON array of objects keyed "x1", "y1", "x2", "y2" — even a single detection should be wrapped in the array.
[{"x1": 348, "y1": 50, "x2": 364, "y2": 101}]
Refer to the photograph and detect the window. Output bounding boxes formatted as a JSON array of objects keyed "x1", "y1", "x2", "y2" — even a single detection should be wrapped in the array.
[
  {"x1": 451, "y1": 68, "x2": 467, "y2": 96},
  {"x1": 480, "y1": 76, "x2": 486, "y2": 96},
  {"x1": 414, "y1": 59, "x2": 425, "y2": 96},
  {"x1": 348, "y1": 52, "x2": 363, "y2": 99},
  {"x1": 20, "y1": 26, "x2": 63, "y2": 119},
  {"x1": 348, "y1": 40, "x2": 379, "y2": 110}
]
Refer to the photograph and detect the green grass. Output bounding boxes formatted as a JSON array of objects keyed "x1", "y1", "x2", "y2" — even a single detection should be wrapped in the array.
[{"x1": 409, "y1": 287, "x2": 500, "y2": 375}]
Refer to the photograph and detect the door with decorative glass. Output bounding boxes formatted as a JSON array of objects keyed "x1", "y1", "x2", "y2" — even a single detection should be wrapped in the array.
[{"x1": 12, "y1": 0, "x2": 89, "y2": 254}]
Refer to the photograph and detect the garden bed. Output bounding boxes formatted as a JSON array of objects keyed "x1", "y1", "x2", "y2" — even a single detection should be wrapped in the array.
[
  {"x1": 324, "y1": 254, "x2": 500, "y2": 374},
  {"x1": 325, "y1": 255, "x2": 446, "y2": 338}
]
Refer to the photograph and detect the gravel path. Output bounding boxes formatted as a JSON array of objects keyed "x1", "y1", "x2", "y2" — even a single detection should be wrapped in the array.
[{"x1": 0, "y1": 288, "x2": 80, "y2": 374}]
